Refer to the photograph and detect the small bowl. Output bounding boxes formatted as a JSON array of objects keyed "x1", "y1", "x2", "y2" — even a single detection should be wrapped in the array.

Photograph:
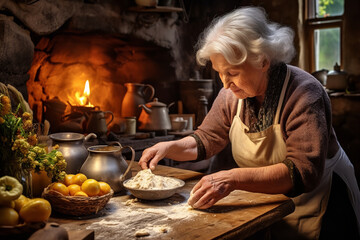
[
  {"x1": 123, "y1": 177, "x2": 185, "y2": 200},
  {"x1": 171, "y1": 119, "x2": 188, "y2": 132}
]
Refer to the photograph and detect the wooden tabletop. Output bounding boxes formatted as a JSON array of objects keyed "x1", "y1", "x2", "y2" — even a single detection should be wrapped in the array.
[{"x1": 49, "y1": 163, "x2": 295, "y2": 240}]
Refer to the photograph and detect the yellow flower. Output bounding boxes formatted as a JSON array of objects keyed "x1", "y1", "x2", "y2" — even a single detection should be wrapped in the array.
[
  {"x1": 27, "y1": 134, "x2": 37, "y2": 146},
  {"x1": 0, "y1": 117, "x2": 4, "y2": 124},
  {"x1": 0, "y1": 95, "x2": 11, "y2": 116},
  {"x1": 23, "y1": 120, "x2": 33, "y2": 131},
  {"x1": 12, "y1": 138, "x2": 30, "y2": 155},
  {"x1": 22, "y1": 112, "x2": 32, "y2": 121},
  {"x1": 55, "y1": 151, "x2": 63, "y2": 158}
]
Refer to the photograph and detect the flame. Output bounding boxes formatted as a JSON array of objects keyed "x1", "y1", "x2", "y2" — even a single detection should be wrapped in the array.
[{"x1": 71, "y1": 80, "x2": 94, "y2": 106}]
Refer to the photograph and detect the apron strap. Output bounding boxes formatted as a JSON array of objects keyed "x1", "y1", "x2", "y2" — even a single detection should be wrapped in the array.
[
  {"x1": 236, "y1": 66, "x2": 290, "y2": 123},
  {"x1": 236, "y1": 98, "x2": 242, "y2": 117},
  {"x1": 274, "y1": 66, "x2": 291, "y2": 124}
]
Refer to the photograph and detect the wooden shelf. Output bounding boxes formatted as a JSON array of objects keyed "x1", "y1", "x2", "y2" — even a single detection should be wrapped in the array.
[{"x1": 128, "y1": 5, "x2": 183, "y2": 13}]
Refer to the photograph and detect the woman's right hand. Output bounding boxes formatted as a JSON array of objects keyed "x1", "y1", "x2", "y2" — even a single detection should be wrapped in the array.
[{"x1": 138, "y1": 142, "x2": 171, "y2": 170}]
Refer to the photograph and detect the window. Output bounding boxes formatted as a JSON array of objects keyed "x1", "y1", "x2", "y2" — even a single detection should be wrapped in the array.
[{"x1": 305, "y1": 0, "x2": 344, "y2": 72}]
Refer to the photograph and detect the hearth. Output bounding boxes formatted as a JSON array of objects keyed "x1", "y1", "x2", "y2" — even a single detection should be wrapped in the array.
[
  {"x1": 0, "y1": 0, "x2": 187, "y2": 135},
  {"x1": 27, "y1": 32, "x2": 178, "y2": 134}
]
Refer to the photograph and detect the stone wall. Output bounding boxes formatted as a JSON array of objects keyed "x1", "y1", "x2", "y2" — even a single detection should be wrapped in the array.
[
  {"x1": 27, "y1": 32, "x2": 177, "y2": 126},
  {"x1": 0, "y1": 0, "x2": 184, "y2": 103}
]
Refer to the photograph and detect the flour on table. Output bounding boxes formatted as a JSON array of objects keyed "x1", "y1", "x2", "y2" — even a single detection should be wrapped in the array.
[
  {"x1": 134, "y1": 225, "x2": 168, "y2": 237},
  {"x1": 135, "y1": 229, "x2": 150, "y2": 237},
  {"x1": 124, "y1": 169, "x2": 182, "y2": 190}
]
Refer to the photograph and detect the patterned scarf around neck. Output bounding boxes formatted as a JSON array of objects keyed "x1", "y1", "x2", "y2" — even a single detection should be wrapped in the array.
[{"x1": 245, "y1": 62, "x2": 287, "y2": 133}]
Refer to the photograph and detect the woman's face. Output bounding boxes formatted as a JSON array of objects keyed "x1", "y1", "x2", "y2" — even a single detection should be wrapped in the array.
[{"x1": 210, "y1": 54, "x2": 270, "y2": 100}]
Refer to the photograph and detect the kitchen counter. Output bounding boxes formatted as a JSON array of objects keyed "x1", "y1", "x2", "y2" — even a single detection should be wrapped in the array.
[{"x1": 49, "y1": 163, "x2": 295, "y2": 240}]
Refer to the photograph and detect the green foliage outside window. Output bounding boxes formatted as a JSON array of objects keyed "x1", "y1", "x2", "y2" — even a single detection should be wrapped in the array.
[
  {"x1": 317, "y1": 0, "x2": 343, "y2": 17},
  {"x1": 315, "y1": 0, "x2": 344, "y2": 70}
]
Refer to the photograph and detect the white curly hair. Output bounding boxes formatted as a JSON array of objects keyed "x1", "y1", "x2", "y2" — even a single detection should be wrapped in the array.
[{"x1": 195, "y1": 6, "x2": 296, "y2": 68}]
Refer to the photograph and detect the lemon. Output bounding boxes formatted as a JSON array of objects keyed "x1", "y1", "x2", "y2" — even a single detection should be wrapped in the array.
[
  {"x1": 67, "y1": 184, "x2": 81, "y2": 196},
  {"x1": 98, "y1": 182, "x2": 111, "y2": 196},
  {"x1": 81, "y1": 179, "x2": 100, "y2": 197},
  {"x1": 50, "y1": 182, "x2": 69, "y2": 196},
  {"x1": 63, "y1": 174, "x2": 75, "y2": 186},
  {"x1": 14, "y1": 195, "x2": 30, "y2": 212},
  {"x1": 19, "y1": 198, "x2": 51, "y2": 223},
  {"x1": 73, "y1": 191, "x2": 88, "y2": 197},
  {"x1": 0, "y1": 207, "x2": 19, "y2": 226},
  {"x1": 72, "y1": 173, "x2": 87, "y2": 186}
]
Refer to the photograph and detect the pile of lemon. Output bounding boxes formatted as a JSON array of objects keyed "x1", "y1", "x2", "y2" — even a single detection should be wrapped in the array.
[
  {"x1": 50, "y1": 173, "x2": 112, "y2": 197},
  {"x1": 0, "y1": 176, "x2": 51, "y2": 227}
]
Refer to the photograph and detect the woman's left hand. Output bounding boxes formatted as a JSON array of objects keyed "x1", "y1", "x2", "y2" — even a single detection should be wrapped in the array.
[{"x1": 187, "y1": 170, "x2": 236, "y2": 209}]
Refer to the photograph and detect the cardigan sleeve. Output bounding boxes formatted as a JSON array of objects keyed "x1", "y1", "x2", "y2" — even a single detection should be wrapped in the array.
[
  {"x1": 193, "y1": 88, "x2": 238, "y2": 160},
  {"x1": 280, "y1": 66, "x2": 335, "y2": 193}
]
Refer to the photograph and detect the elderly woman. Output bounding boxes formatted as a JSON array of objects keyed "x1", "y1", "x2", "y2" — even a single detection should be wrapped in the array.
[{"x1": 139, "y1": 7, "x2": 360, "y2": 239}]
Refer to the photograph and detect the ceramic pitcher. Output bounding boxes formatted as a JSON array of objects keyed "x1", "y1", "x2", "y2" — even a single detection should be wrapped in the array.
[
  {"x1": 121, "y1": 83, "x2": 155, "y2": 119},
  {"x1": 85, "y1": 110, "x2": 114, "y2": 136},
  {"x1": 80, "y1": 142, "x2": 135, "y2": 193}
]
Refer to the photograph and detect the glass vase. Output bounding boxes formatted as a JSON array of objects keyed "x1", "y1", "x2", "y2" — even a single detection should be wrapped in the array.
[{"x1": 0, "y1": 161, "x2": 33, "y2": 198}]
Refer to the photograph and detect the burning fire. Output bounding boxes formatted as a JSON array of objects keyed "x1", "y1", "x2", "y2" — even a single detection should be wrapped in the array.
[{"x1": 69, "y1": 80, "x2": 94, "y2": 106}]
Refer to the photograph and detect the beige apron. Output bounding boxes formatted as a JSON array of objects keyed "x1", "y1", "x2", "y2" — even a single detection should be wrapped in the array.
[{"x1": 229, "y1": 67, "x2": 360, "y2": 239}]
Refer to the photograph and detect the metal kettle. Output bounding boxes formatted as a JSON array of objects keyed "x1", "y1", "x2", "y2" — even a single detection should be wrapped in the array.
[
  {"x1": 326, "y1": 63, "x2": 348, "y2": 90},
  {"x1": 138, "y1": 98, "x2": 174, "y2": 131},
  {"x1": 80, "y1": 142, "x2": 135, "y2": 193},
  {"x1": 49, "y1": 132, "x2": 97, "y2": 174}
]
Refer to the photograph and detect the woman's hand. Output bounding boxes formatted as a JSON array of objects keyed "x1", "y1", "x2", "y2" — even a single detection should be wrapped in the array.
[
  {"x1": 139, "y1": 136, "x2": 198, "y2": 170},
  {"x1": 187, "y1": 170, "x2": 236, "y2": 209},
  {"x1": 187, "y1": 164, "x2": 294, "y2": 209},
  {"x1": 138, "y1": 142, "x2": 171, "y2": 170}
]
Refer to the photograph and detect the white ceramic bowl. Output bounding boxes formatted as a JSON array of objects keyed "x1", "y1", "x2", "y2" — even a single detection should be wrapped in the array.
[
  {"x1": 171, "y1": 119, "x2": 188, "y2": 132},
  {"x1": 123, "y1": 177, "x2": 185, "y2": 200}
]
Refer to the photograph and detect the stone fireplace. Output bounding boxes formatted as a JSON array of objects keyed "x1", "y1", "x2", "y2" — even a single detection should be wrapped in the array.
[
  {"x1": 0, "y1": 0, "x2": 197, "y2": 134},
  {"x1": 27, "y1": 32, "x2": 178, "y2": 132}
]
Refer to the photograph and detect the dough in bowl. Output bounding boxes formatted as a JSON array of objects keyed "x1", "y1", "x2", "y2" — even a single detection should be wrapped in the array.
[{"x1": 125, "y1": 169, "x2": 182, "y2": 190}]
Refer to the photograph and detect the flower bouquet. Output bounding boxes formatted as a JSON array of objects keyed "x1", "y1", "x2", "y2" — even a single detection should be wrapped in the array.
[{"x1": 0, "y1": 85, "x2": 66, "y2": 198}]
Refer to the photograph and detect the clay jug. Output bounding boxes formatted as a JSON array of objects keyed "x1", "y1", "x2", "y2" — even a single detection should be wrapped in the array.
[
  {"x1": 121, "y1": 83, "x2": 155, "y2": 119},
  {"x1": 42, "y1": 97, "x2": 67, "y2": 133},
  {"x1": 85, "y1": 110, "x2": 114, "y2": 136}
]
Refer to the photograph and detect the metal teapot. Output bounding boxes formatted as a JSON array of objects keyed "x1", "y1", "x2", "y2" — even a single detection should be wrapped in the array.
[
  {"x1": 49, "y1": 132, "x2": 97, "y2": 174},
  {"x1": 138, "y1": 98, "x2": 174, "y2": 131},
  {"x1": 85, "y1": 110, "x2": 114, "y2": 136},
  {"x1": 326, "y1": 63, "x2": 348, "y2": 90},
  {"x1": 80, "y1": 142, "x2": 135, "y2": 193}
]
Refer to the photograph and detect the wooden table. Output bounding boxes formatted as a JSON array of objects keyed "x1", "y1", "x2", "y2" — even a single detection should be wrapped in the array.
[{"x1": 50, "y1": 163, "x2": 295, "y2": 240}]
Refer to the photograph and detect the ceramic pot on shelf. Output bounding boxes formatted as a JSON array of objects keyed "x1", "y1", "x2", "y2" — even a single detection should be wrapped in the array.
[
  {"x1": 85, "y1": 110, "x2": 114, "y2": 137},
  {"x1": 121, "y1": 83, "x2": 155, "y2": 119},
  {"x1": 179, "y1": 79, "x2": 214, "y2": 114}
]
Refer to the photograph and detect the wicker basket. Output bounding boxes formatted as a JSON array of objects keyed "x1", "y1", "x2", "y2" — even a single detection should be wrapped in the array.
[{"x1": 42, "y1": 186, "x2": 114, "y2": 216}]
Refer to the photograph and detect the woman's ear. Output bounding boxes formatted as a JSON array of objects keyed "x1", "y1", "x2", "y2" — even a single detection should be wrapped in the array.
[{"x1": 261, "y1": 58, "x2": 270, "y2": 72}]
